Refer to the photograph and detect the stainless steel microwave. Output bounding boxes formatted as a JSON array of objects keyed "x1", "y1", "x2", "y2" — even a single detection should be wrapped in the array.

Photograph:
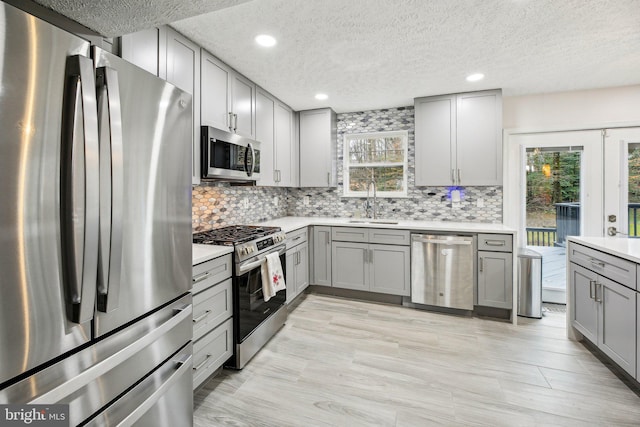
[{"x1": 201, "y1": 126, "x2": 261, "y2": 181}]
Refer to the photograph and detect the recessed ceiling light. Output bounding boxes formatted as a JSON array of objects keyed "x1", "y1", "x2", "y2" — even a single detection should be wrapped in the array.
[
  {"x1": 255, "y1": 34, "x2": 277, "y2": 47},
  {"x1": 315, "y1": 93, "x2": 328, "y2": 100},
  {"x1": 466, "y1": 73, "x2": 485, "y2": 82}
]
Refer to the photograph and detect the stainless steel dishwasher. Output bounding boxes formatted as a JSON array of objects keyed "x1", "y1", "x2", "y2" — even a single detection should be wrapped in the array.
[{"x1": 411, "y1": 234, "x2": 474, "y2": 310}]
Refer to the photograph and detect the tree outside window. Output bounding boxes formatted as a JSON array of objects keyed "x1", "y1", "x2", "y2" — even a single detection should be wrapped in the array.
[{"x1": 343, "y1": 131, "x2": 408, "y2": 197}]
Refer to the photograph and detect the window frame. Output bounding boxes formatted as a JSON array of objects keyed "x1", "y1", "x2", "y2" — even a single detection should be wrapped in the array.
[{"x1": 342, "y1": 130, "x2": 409, "y2": 198}]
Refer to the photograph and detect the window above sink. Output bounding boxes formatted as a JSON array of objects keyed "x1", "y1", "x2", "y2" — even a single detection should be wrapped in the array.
[{"x1": 343, "y1": 130, "x2": 408, "y2": 198}]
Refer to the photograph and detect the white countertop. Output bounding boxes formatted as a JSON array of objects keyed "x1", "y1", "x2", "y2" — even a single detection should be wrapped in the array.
[
  {"x1": 568, "y1": 236, "x2": 640, "y2": 264},
  {"x1": 257, "y1": 216, "x2": 516, "y2": 235},
  {"x1": 192, "y1": 244, "x2": 233, "y2": 266}
]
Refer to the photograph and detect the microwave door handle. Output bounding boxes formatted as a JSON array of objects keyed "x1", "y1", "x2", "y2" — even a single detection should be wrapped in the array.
[
  {"x1": 249, "y1": 142, "x2": 256, "y2": 176},
  {"x1": 96, "y1": 66, "x2": 124, "y2": 313},
  {"x1": 60, "y1": 55, "x2": 100, "y2": 324},
  {"x1": 243, "y1": 143, "x2": 250, "y2": 176}
]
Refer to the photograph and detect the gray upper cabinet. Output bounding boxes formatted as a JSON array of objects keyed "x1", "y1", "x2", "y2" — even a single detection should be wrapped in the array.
[
  {"x1": 120, "y1": 27, "x2": 164, "y2": 77},
  {"x1": 299, "y1": 108, "x2": 337, "y2": 187},
  {"x1": 201, "y1": 50, "x2": 231, "y2": 133},
  {"x1": 231, "y1": 73, "x2": 256, "y2": 139},
  {"x1": 275, "y1": 101, "x2": 294, "y2": 186},
  {"x1": 415, "y1": 89, "x2": 502, "y2": 186},
  {"x1": 120, "y1": 26, "x2": 200, "y2": 184},
  {"x1": 165, "y1": 27, "x2": 200, "y2": 185},
  {"x1": 256, "y1": 88, "x2": 276, "y2": 186},
  {"x1": 256, "y1": 88, "x2": 295, "y2": 186},
  {"x1": 201, "y1": 51, "x2": 255, "y2": 139}
]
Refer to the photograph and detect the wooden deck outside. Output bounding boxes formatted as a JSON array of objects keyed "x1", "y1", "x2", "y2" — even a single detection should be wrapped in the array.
[{"x1": 529, "y1": 245, "x2": 567, "y2": 291}]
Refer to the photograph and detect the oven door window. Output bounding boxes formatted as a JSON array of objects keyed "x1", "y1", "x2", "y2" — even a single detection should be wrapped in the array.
[{"x1": 236, "y1": 253, "x2": 286, "y2": 342}]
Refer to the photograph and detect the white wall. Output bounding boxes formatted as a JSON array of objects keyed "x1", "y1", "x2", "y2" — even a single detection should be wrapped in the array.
[{"x1": 503, "y1": 85, "x2": 640, "y2": 131}]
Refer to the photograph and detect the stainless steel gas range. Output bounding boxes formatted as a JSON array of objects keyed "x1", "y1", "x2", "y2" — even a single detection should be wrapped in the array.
[{"x1": 193, "y1": 225, "x2": 287, "y2": 369}]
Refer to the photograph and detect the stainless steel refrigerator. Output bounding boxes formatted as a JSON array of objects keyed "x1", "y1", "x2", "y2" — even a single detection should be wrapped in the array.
[{"x1": 0, "y1": 3, "x2": 194, "y2": 426}]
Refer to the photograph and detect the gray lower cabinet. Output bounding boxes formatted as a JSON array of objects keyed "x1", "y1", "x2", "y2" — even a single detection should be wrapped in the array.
[
  {"x1": 637, "y1": 292, "x2": 640, "y2": 382},
  {"x1": 477, "y1": 251, "x2": 513, "y2": 309},
  {"x1": 331, "y1": 228, "x2": 410, "y2": 296},
  {"x1": 569, "y1": 243, "x2": 637, "y2": 378},
  {"x1": 370, "y1": 244, "x2": 410, "y2": 296},
  {"x1": 312, "y1": 226, "x2": 332, "y2": 286},
  {"x1": 332, "y1": 242, "x2": 369, "y2": 291},
  {"x1": 192, "y1": 254, "x2": 233, "y2": 389},
  {"x1": 286, "y1": 228, "x2": 309, "y2": 303},
  {"x1": 570, "y1": 263, "x2": 598, "y2": 343}
]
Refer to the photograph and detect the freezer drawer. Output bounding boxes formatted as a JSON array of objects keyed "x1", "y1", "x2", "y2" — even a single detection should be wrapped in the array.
[
  {"x1": 0, "y1": 295, "x2": 192, "y2": 426},
  {"x1": 411, "y1": 234, "x2": 474, "y2": 310}
]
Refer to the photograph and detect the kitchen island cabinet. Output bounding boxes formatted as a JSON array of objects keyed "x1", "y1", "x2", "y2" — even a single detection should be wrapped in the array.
[{"x1": 568, "y1": 238, "x2": 638, "y2": 379}]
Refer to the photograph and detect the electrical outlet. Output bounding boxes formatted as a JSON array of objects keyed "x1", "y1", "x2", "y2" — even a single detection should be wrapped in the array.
[
  {"x1": 273, "y1": 196, "x2": 278, "y2": 206},
  {"x1": 303, "y1": 196, "x2": 310, "y2": 206},
  {"x1": 243, "y1": 198, "x2": 249, "y2": 209},
  {"x1": 477, "y1": 198, "x2": 484, "y2": 208}
]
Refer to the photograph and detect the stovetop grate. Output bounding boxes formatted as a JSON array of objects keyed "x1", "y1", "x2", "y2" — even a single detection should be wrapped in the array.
[{"x1": 193, "y1": 225, "x2": 280, "y2": 246}]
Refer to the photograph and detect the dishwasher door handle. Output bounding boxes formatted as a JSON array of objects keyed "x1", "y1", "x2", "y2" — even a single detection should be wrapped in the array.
[{"x1": 413, "y1": 238, "x2": 472, "y2": 246}]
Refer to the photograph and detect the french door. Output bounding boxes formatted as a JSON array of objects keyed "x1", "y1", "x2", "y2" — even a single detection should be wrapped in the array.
[{"x1": 604, "y1": 128, "x2": 640, "y2": 237}]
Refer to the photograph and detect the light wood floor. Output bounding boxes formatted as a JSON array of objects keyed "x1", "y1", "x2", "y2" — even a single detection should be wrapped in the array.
[{"x1": 194, "y1": 293, "x2": 640, "y2": 426}]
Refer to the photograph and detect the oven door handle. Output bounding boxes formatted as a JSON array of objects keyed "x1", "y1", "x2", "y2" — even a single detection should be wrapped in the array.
[{"x1": 237, "y1": 245, "x2": 286, "y2": 275}]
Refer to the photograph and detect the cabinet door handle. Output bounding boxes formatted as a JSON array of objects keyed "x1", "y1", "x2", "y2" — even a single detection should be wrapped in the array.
[
  {"x1": 363, "y1": 249, "x2": 368, "y2": 264},
  {"x1": 479, "y1": 257, "x2": 483, "y2": 272},
  {"x1": 234, "y1": 113, "x2": 238, "y2": 132},
  {"x1": 327, "y1": 172, "x2": 331, "y2": 186},
  {"x1": 457, "y1": 169, "x2": 461, "y2": 184},
  {"x1": 589, "y1": 259, "x2": 605, "y2": 269},
  {"x1": 369, "y1": 249, "x2": 373, "y2": 263},
  {"x1": 228, "y1": 112, "x2": 234, "y2": 131},
  {"x1": 595, "y1": 282, "x2": 603, "y2": 303},
  {"x1": 192, "y1": 310, "x2": 211, "y2": 323},
  {"x1": 589, "y1": 280, "x2": 595, "y2": 300},
  {"x1": 193, "y1": 354, "x2": 212, "y2": 371},
  {"x1": 192, "y1": 271, "x2": 210, "y2": 284},
  {"x1": 451, "y1": 169, "x2": 455, "y2": 184},
  {"x1": 484, "y1": 240, "x2": 505, "y2": 246}
]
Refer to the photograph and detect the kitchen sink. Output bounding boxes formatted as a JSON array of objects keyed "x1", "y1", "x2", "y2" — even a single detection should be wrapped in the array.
[{"x1": 347, "y1": 219, "x2": 399, "y2": 225}]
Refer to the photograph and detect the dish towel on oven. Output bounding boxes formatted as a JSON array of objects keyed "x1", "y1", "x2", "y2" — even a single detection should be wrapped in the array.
[{"x1": 261, "y1": 252, "x2": 286, "y2": 302}]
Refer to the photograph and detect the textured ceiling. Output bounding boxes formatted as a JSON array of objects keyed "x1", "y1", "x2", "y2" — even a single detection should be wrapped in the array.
[
  {"x1": 31, "y1": 0, "x2": 251, "y2": 36},
  {"x1": 33, "y1": 0, "x2": 640, "y2": 113}
]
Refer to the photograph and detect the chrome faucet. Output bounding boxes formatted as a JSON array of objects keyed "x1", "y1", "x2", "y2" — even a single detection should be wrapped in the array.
[{"x1": 365, "y1": 173, "x2": 377, "y2": 219}]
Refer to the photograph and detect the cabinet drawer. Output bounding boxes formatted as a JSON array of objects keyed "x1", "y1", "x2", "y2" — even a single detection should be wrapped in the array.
[
  {"x1": 192, "y1": 254, "x2": 232, "y2": 294},
  {"x1": 286, "y1": 227, "x2": 308, "y2": 249},
  {"x1": 192, "y1": 278, "x2": 233, "y2": 342},
  {"x1": 369, "y1": 229, "x2": 410, "y2": 246},
  {"x1": 332, "y1": 227, "x2": 369, "y2": 243},
  {"x1": 193, "y1": 317, "x2": 233, "y2": 389},
  {"x1": 568, "y1": 243, "x2": 636, "y2": 290},
  {"x1": 477, "y1": 234, "x2": 512, "y2": 253}
]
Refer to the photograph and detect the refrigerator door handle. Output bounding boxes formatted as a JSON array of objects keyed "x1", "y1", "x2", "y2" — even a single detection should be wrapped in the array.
[
  {"x1": 60, "y1": 55, "x2": 100, "y2": 324},
  {"x1": 96, "y1": 66, "x2": 124, "y2": 313}
]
